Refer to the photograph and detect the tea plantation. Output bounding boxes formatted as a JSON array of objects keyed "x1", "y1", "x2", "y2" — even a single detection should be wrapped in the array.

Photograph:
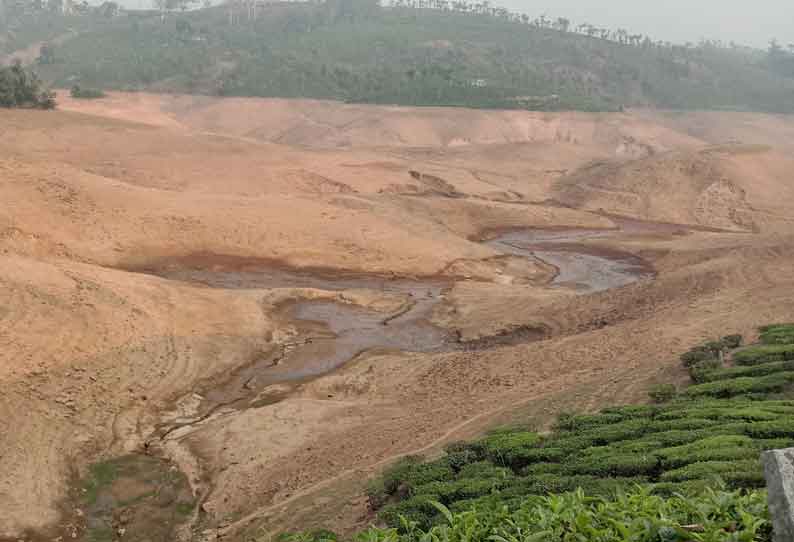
[{"x1": 279, "y1": 324, "x2": 794, "y2": 542}]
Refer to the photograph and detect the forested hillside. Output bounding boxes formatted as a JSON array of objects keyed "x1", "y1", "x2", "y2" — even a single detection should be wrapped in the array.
[{"x1": 3, "y1": 0, "x2": 794, "y2": 111}]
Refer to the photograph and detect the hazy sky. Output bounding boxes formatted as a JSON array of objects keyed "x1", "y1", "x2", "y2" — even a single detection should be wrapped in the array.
[{"x1": 498, "y1": 0, "x2": 793, "y2": 48}]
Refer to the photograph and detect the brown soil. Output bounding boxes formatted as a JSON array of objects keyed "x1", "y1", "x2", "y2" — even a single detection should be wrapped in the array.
[{"x1": 2, "y1": 94, "x2": 794, "y2": 542}]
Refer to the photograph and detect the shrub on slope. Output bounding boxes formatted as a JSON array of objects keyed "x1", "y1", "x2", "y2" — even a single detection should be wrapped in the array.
[{"x1": 0, "y1": 63, "x2": 56, "y2": 109}]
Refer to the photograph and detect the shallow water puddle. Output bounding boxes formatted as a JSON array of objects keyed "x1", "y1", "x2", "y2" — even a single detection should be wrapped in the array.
[{"x1": 486, "y1": 228, "x2": 655, "y2": 293}]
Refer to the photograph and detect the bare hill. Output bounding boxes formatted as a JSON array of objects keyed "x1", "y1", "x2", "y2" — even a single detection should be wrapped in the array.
[{"x1": 554, "y1": 144, "x2": 794, "y2": 233}]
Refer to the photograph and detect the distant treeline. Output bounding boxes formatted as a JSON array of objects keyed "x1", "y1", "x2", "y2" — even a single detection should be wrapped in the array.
[{"x1": 3, "y1": 0, "x2": 794, "y2": 112}]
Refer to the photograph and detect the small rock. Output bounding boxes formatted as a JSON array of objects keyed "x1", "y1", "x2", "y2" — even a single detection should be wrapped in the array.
[{"x1": 762, "y1": 448, "x2": 794, "y2": 542}]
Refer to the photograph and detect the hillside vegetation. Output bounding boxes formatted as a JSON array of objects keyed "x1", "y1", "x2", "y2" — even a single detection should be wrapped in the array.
[
  {"x1": 4, "y1": 1, "x2": 794, "y2": 112},
  {"x1": 278, "y1": 324, "x2": 794, "y2": 541}
]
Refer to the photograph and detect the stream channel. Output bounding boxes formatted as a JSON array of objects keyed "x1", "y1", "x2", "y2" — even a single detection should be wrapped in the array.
[{"x1": 66, "y1": 221, "x2": 663, "y2": 542}]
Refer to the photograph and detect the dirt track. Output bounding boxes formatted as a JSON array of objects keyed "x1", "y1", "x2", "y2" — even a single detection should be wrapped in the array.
[{"x1": 1, "y1": 95, "x2": 794, "y2": 541}]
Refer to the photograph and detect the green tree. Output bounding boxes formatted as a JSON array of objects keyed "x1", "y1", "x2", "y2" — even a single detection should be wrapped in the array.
[{"x1": 0, "y1": 62, "x2": 57, "y2": 109}]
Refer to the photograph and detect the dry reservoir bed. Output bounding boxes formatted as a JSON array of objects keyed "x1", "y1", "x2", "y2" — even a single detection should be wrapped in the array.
[{"x1": 40, "y1": 224, "x2": 657, "y2": 542}]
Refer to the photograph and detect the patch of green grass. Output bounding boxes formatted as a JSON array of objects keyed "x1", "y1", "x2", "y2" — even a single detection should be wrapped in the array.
[
  {"x1": 82, "y1": 460, "x2": 118, "y2": 505},
  {"x1": 175, "y1": 500, "x2": 196, "y2": 516}
]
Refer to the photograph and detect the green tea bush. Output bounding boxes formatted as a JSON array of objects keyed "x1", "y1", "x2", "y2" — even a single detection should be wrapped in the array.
[
  {"x1": 759, "y1": 324, "x2": 794, "y2": 345},
  {"x1": 399, "y1": 462, "x2": 456, "y2": 493},
  {"x1": 657, "y1": 400, "x2": 769, "y2": 420},
  {"x1": 504, "y1": 447, "x2": 566, "y2": 465},
  {"x1": 717, "y1": 407, "x2": 782, "y2": 421},
  {"x1": 659, "y1": 459, "x2": 761, "y2": 482},
  {"x1": 562, "y1": 418, "x2": 652, "y2": 446},
  {"x1": 593, "y1": 438, "x2": 663, "y2": 454},
  {"x1": 757, "y1": 401, "x2": 794, "y2": 414},
  {"x1": 504, "y1": 474, "x2": 647, "y2": 497},
  {"x1": 657, "y1": 435, "x2": 759, "y2": 468},
  {"x1": 376, "y1": 456, "x2": 454, "y2": 498},
  {"x1": 566, "y1": 452, "x2": 660, "y2": 477},
  {"x1": 480, "y1": 430, "x2": 540, "y2": 470},
  {"x1": 444, "y1": 441, "x2": 486, "y2": 471},
  {"x1": 699, "y1": 361, "x2": 794, "y2": 382},
  {"x1": 722, "y1": 334, "x2": 744, "y2": 349},
  {"x1": 648, "y1": 383, "x2": 677, "y2": 403},
  {"x1": 600, "y1": 404, "x2": 660, "y2": 419},
  {"x1": 743, "y1": 419, "x2": 794, "y2": 439},
  {"x1": 444, "y1": 451, "x2": 481, "y2": 472},
  {"x1": 683, "y1": 372, "x2": 794, "y2": 398},
  {"x1": 689, "y1": 357, "x2": 724, "y2": 382},
  {"x1": 413, "y1": 478, "x2": 506, "y2": 505},
  {"x1": 753, "y1": 438, "x2": 794, "y2": 450},
  {"x1": 704, "y1": 340, "x2": 727, "y2": 354},
  {"x1": 555, "y1": 412, "x2": 625, "y2": 430},
  {"x1": 646, "y1": 417, "x2": 718, "y2": 431},
  {"x1": 377, "y1": 495, "x2": 441, "y2": 529},
  {"x1": 654, "y1": 397, "x2": 737, "y2": 416},
  {"x1": 456, "y1": 462, "x2": 512, "y2": 481},
  {"x1": 551, "y1": 412, "x2": 580, "y2": 431},
  {"x1": 680, "y1": 347, "x2": 717, "y2": 367},
  {"x1": 301, "y1": 487, "x2": 772, "y2": 542},
  {"x1": 734, "y1": 344, "x2": 794, "y2": 365},
  {"x1": 722, "y1": 470, "x2": 767, "y2": 488},
  {"x1": 444, "y1": 441, "x2": 486, "y2": 458},
  {"x1": 649, "y1": 479, "x2": 714, "y2": 496},
  {"x1": 520, "y1": 462, "x2": 567, "y2": 475},
  {"x1": 540, "y1": 434, "x2": 599, "y2": 453},
  {"x1": 70, "y1": 84, "x2": 106, "y2": 99},
  {"x1": 610, "y1": 430, "x2": 695, "y2": 448}
]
